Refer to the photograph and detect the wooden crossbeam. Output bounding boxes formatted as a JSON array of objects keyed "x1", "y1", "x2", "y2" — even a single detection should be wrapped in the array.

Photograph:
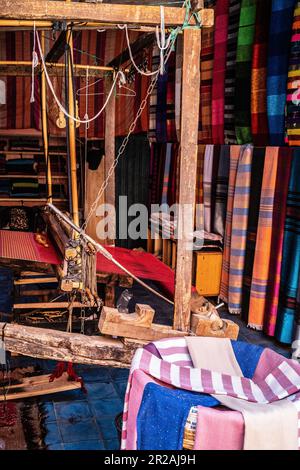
[
  {"x1": 107, "y1": 32, "x2": 155, "y2": 68},
  {"x1": 0, "y1": 1, "x2": 214, "y2": 28},
  {"x1": 45, "y1": 30, "x2": 67, "y2": 63},
  {"x1": 0, "y1": 62, "x2": 113, "y2": 77}
]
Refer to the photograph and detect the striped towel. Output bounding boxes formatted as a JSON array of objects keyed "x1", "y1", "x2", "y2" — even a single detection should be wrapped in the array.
[
  {"x1": 224, "y1": 0, "x2": 242, "y2": 144},
  {"x1": 234, "y1": 0, "x2": 257, "y2": 144},
  {"x1": 276, "y1": 148, "x2": 300, "y2": 344},
  {"x1": 220, "y1": 145, "x2": 241, "y2": 303},
  {"x1": 251, "y1": 0, "x2": 271, "y2": 145},
  {"x1": 212, "y1": 0, "x2": 230, "y2": 144},
  {"x1": 203, "y1": 145, "x2": 214, "y2": 233},
  {"x1": 286, "y1": 3, "x2": 300, "y2": 146},
  {"x1": 228, "y1": 145, "x2": 253, "y2": 314},
  {"x1": 248, "y1": 147, "x2": 279, "y2": 330},
  {"x1": 241, "y1": 147, "x2": 265, "y2": 321},
  {"x1": 267, "y1": 0, "x2": 296, "y2": 146},
  {"x1": 264, "y1": 148, "x2": 293, "y2": 337}
]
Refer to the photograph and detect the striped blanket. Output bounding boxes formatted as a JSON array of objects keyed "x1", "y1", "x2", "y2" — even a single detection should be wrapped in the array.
[{"x1": 122, "y1": 337, "x2": 300, "y2": 450}]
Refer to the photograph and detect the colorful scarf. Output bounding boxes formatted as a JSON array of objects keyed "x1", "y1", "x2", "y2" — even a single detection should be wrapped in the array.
[
  {"x1": 241, "y1": 147, "x2": 265, "y2": 321},
  {"x1": 220, "y1": 146, "x2": 241, "y2": 303},
  {"x1": 276, "y1": 149, "x2": 300, "y2": 344},
  {"x1": 161, "y1": 143, "x2": 172, "y2": 205},
  {"x1": 264, "y1": 148, "x2": 293, "y2": 336},
  {"x1": 148, "y1": 46, "x2": 160, "y2": 143},
  {"x1": 267, "y1": 0, "x2": 296, "y2": 146},
  {"x1": 228, "y1": 145, "x2": 253, "y2": 314},
  {"x1": 234, "y1": 0, "x2": 257, "y2": 144},
  {"x1": 203, "y1": 145, "x2": 214, "y2": 233},
  {"x1": 211, "y1": 0, "x2": 230, "y2": 144},
  {"x1": 286, "y1": 4, "x2": 300, "y2": 146},
  {"x1": 198, "y1": 0, "x2": 217, "y2": 144},
  {"x1": 248, "y1": 147, "x2": 279, "y2": 330},
  {"x1": 212, "y1": 145, "x2": 230, "y2": 238},
  {"x1": 224, "y1": 0, "x2": 242, "y2": 144},
  {"x1": 251, "y1": 0, "x2": 271, "y2": 146}
]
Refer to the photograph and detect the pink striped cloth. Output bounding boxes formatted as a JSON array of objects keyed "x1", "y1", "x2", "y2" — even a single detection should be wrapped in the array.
[{"x1": 121, "y1": 338, "x2": 300, "y2": 450}]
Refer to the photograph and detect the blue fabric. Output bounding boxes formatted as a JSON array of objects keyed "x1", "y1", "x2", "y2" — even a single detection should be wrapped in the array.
[
  {"x1": 0, "y1": 268, "x2": 13, "y2": 313},
  {"x1": 137, "y1": 384, "x2": 219, "y2": 450},
  {"x1": 266, "y1": 0, "x2": 296, "y2": 145},
  {"x1": 276, "y1": 149, "x2": 300, "y2": 344},
  {"x1": 230, "y1": 340, "x2": 264, "y2": 378}
]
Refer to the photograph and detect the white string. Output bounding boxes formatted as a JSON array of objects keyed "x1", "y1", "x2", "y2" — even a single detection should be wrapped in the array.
[
  {"x1": 35, "y1": 30, "x2": 122, "y2": 125},
  {"x1": 84, "y1": 67, "x2": 90, "y2": 129},
  {"x1": 117, "y1": 6, "x2": 174, "y2": 77},
  {"x1": 30, "y1": 22, "x2": 38, "y2": 103}
]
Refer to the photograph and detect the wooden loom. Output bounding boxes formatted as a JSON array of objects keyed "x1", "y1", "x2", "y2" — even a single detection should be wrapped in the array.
[{"x1": 0, "y1": 0, "x2": 239, "y2": 367}]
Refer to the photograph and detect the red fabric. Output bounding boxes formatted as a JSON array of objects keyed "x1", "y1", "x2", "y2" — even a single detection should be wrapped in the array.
[
  {"x1": 0, "y1": 403, "x2": 17, "y2": 427},
  {"x1": 97, "y1": 246, "x2": 196, "y2": 298},
  {"x1": 49, "y1": 361, "x2": 86, "y2": 393},
  {"x1": 0, "y1": 230, "x2": 61, "y2": 265}
]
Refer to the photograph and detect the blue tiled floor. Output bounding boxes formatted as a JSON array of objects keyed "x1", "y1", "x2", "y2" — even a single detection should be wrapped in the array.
[{"x1": 40, "y1": 365, "x2": 129, "y2": 451}]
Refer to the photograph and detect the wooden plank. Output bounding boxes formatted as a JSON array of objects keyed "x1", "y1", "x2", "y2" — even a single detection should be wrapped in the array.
[
  {"x1": 104, "y1": 75, "x2": 116, "y2": 245},
  {"x1": 13, "y1": 301, "x2": 86, "y2": 309},
  {"x1": 84, "y1": 156, "x2": 106, "y2": 243},
  {"x1": 173, "y1": 28, "x2": 201, "y2": 332},
  {"x1": 0, "y1": 63, "x2": 111, "y2": 77},
  {"x1": 14, "y1": 277, "x2": 57, "y2": 285},
  {"x1": 191, "y1": 314, "x2": 239, "y2": 340},
  {"x1": 99, "y1": 304, "x2": 185, "y2": 341},
  {"x1": 0, "y1": 1, "x2": 214, "y2": 27},
  {"x1": 0, "y1": 373, "x2": 81, "y2": 401},
  {"x1": 0, "y1": 322, "x2": 135, "y2": 367}
]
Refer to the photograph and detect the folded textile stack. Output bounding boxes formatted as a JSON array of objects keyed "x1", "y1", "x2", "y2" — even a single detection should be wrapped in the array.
[
  {"x1": 10, "y1": 179, "x2": 39, "y2": 197},
  {"x1": 6, "y1": 157, "x2": 37, "y2": 175},
  {"x1": 122, "y1": 337, "x2": 300, "y2": 450},
  {"x1": 150, "y1": 211, "x2": 223, "y2": 251}
]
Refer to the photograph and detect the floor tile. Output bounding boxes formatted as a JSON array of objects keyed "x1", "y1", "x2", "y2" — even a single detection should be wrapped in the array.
[
  {"x1": 59, "y1": 418, "x2": 100, "y2": 443},
  {"x1": 90, "y1": 398, "x2": 123, "y2": 418},
  {"x1": 109, "y1": 369, "x2": 130, "y2": 382},
  {"x1": 44, "y1": 422, "x2": 62, "y2": 446},
  {"x1": 63, "y1": 440, "x2": 105, "y2": 450},
  {"x1": 113, "y1": 381, "x2": 127, "y2": 399},
  {"x1": 104, "y1": 439, "x2": 120, "y2": 451},
  {"x1": 41, "y1": 401, "x2": 56, "y2": 423},
  {"x1": 54, "y1": 400, "x2": 91, "y2": 422},
  {"x1": 97, "y1": 417, "x2": 119, "y2": 441},
  {"x1": 85, "y1": 382, "x2": 119, "y2": 400}
]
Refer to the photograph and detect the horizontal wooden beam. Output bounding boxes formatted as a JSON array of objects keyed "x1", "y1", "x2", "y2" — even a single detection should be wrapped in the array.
[
  {"x1": 0, "y1": 322, "x2": 135, "y2": 367},
  {"x1": 0, "y1": 61, "x2": 114, "y2": 77},
  {"x1": 0, "y1": 1, "x2": 214, "y2": 28}
]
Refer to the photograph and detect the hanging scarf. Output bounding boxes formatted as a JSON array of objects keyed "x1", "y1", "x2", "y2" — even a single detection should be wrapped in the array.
[
  {"x1": 251, "y1": 0, "x2": 271, "y2": 146},
  {"x1": 220, "y1": 145, "x2": 241, "y2": 303},
  {"x1": 211, "y1": 0, "x2": 230, "y2": 144},
  {"x1": 234, "y1": 0, "x2": 257, "y2": 144},
  {"x1": 241, "y1": 147, "x2": 265, "y2": 322},
  {"x1": 267, "y1": 0, "x2": 296, "y2": 146},
  {"x1": 212, "y1": 146, "x2": 230, "y2": 238},
  {"x1": 224, "y1": 0, "x2": 242, "y2": 144},
  {"x1": 248, "y1": 147, "x2": 279, "y2": 330},
  {"x1": 286, "y1": 4, "x2": 300, "y2": 146},
  {"x1": 264, "y1": 148, "x2": 293, "y2": 336},
  {"x1": 276, "y1": 148, "x2": 300, "y2": 344},
  {"x1": 228, "y1": 145, "x2": 253, "y2": 314}
]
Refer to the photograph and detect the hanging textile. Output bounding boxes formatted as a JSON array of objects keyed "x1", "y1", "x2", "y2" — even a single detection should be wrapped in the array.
[
  {"x1": 224, "y1": 0, "x2": 242, "y2": 144},
  {"x1": 161, "y1": 143, "x2": 172, "y2": 205},
  {"x1": 267, "y1": 0, "x2": 296, "y2": 146},
  {"x1": 220, "y1": 146, "x2": 241, "y2": 303},
  {"x1": 156, "y1": 52, "x2": 177, "y2": 143},
  {"x1": 203, "y1": 145, "x2": 214, "y2": 233},
  {"x1": 251, "y1": 0, "x2": 271, "y2": 146},
  {"x1": 241, "y1": 147, "x2": 265, "y2": 322},
  {"x1": 286, "y1": 3, "x2": 300, "y2": 146},
  {"x1": 168, "y1": 143, "x2": 179, "y2": 207},
  {"x1": 212, "y1": 146, "x2": 230, "y2": 238},
  {"x1": 263, "y1": 148, "x2": 293, "y2": 336},
  {"x1": 197, "y1": 0, "x2": 217, "y2": 144},
  {"x1": 234, "y1": 0, "x2": 257, "y2": 144},
  {"x1": 275, "y1": 149, "x2": 300, "y2": 344},
  {"x1": 228, "y1": 145, "x2": 253, "y2": 314},
  {"x1": 248, "y1": 147, "x2": 279, "y2": 330},
  {"x1": 148, "y1": 143, "x2": 166, "y2": 207},
  {"x1": 211, "y1": 0, "x2": 229, "y2": 144},
  {"x1": 148, "y1": 45, "x2": 160, "y2": 143}
]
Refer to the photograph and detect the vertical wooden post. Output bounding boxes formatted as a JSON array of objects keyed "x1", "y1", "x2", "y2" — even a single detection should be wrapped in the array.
[
  {"x1": 40, "y1": 33, "x2": 52, "y2": 203},
  {"x1": 104, "y1": 75, "x2": 116, "y2": 245},
  {"x1": 173, "y1": 28, "x2": 201, "y2": 332},
  {"x1": 66, "y1": 0, "x2": 79, "y2": 226}
]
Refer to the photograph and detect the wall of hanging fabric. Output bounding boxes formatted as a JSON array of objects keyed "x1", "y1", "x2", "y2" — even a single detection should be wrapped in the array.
[
  {"x1": 148, "y1": 0, "x2": 300, "y2": 147},
  {"x1": 0, "y1": 30, "x2": 149, "y2": 138}
]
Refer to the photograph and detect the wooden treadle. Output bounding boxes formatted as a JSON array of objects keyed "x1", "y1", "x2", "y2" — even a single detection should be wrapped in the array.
[{"x1": 0, "y1": 372, "x2": 81, "y2": 401}]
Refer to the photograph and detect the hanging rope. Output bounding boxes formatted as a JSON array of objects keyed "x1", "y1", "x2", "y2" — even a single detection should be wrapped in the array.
[
  {"x1": 35, "y1": 29, "x2": 122, "y2": 125},
  {"x1": 30, "y1": 22, "x2": 39, "y2": 103}
]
